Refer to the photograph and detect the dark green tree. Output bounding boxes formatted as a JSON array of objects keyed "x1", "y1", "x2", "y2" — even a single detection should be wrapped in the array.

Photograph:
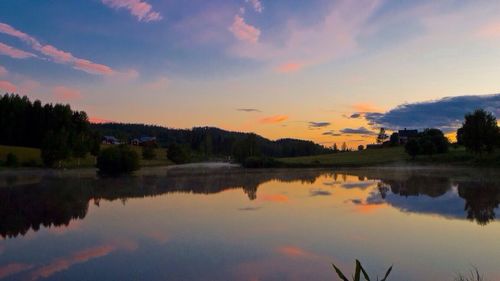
[
  {"x1": 458, "y1": 109, "x2": 499, "y2": 154},
  {"x1": 41, "y1": 130, "x2": 71, "y2": 167},
  {"x1": 420, "y1": 139, "x2": 437, "y2": 158},
  {"x1": 376, "y1": 127, "x2": 388, "y2": 144},
  {"x1": 231, "y1": 134, "x2": 260, "y2": 163},
  {"x1": 142, "y1": 146, "x2": 156, "y2": 160},
  {"x1": 405, "y1": 139, "x2": 420, "y2": 159},
  {"x1": 167, "y1": 143, "x2": 191, "y2": 164},
  {"x1": 97, "y1": 145, "x2": 140, "y2": 175}
]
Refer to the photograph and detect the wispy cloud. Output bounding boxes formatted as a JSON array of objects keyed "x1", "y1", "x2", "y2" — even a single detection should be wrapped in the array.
[
  {"x1": 101, "y1": 0, "x2": 162, "y2": 22},
  {"x1": 237, "y1": 108, "x2": 261, "y2": 112},
  {"x1": 274, "y1": 62, "x2": 303, "y2": 73},
  {"x1": 0, "y1": 22, "x2": 115, "y2": 75},
  {"x1": 309, "y1": 188, "x2": 332, "y2": 196},
  {"x1": 0, "y1": 42, "x2": 37, "y2": 59},
  {"x1": 0, "y1": 65, "x2": 7, "y2": 77},
  {"x1": 29, "y1": 245, "x2": 115, "y2": 280},
  {"x1": 246, "y1": 0, "x2": 263, "y2": 13},
  {"x1": 340, "y1": 127, "x2": 376, "y2": 135},
  {"x1": 322, "y1": 130, "x2": 342, "y2": 136},
  {"x1": 230, "y1": 0, "x2": 381, "y2": 72},
  {"x1": 0, "y1": 80, "x2": 17, "y2": 92},
  {"x1": 53, "y1": 86, "x2": 82, "y2": 101},
  {"x1": 308, "y1": 121, "x2": 330, "y2": 129},
  {"x1": 0, "y1": 263, "x2": 34, "y2": 279},
  {"x1": 476, "y1": 21, "x2": 500, "y2": 39},
  {"x1": 229, "y1": 15, "x2": 261, "y2": 44},
  {"x1": 365, "y1": 94, "x2": 500, "y2": 132},
  {"x1": 260, "y1": 115, "x2": 288, "y2": 124}
]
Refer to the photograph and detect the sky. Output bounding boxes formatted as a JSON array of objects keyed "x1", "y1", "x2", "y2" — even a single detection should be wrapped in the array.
[{"x1": 2, "y1": 0, "x2": 500, "y2": 147}]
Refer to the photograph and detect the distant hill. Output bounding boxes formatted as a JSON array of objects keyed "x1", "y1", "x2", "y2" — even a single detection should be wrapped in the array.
[{"x1": 91, "y1": 123, "x2": 332, "y2": 158}]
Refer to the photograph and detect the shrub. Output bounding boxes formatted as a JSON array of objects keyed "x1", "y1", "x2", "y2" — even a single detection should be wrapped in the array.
[
  {"x1": 97, "y1": 145, "x2": 140, "y2": 175},
  {"x1": 142, "y1": 146, "x2": 156, "y2": 160},
  {"x1": 242, "y1": 156, "x2": 280, "y2": 168},
  {"x1": 167, "y1": 143, "x2": 191, "y2": 164},
  {"x1": 405, "y1": 139, "x2": 420, "y2": 159},
  {"x1": 5, "y1": 153, "x2": 18, "y2": 167}
]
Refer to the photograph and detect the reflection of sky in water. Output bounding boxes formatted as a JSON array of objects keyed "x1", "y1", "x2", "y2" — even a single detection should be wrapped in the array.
[{"x1": 0, "y1": 168, "x2": 500, "y2": 281}]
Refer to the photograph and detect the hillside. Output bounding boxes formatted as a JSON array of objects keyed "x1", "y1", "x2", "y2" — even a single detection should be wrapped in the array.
[{"x1": 91, "y1": 123, "x2": 332, "y2": 158}]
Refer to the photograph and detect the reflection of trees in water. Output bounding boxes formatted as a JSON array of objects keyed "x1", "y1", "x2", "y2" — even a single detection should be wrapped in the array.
[
  {"x1": 0, "y1": 169, "x2": 329, "y2": 238},
  {"x1": 382, "y1": 176, "x2": 451, "y2": 198},
  {"x1": 457, "y1": 181, "x2": 500, "y2": 226}
]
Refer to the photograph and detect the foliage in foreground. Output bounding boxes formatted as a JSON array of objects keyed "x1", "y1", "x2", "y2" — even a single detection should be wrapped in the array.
[
  {"x1": 96, "y1": 145, "x2": 140, "y2": 175},
  {"x1": 454, "y1": 267, "x2": 484, "y2": 281},
  {"x1": 332, "y1": 260, "x2": 392, "y2": 281}
]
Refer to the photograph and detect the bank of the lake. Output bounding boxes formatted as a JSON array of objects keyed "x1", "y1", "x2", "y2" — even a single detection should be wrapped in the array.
[{"x1": 278, "y1": 145, "x2": 500, "y2": 168}]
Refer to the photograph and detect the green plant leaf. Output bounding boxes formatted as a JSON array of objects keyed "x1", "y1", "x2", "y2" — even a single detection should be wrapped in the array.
[
  {"x1": 354, "y1": 260, "x2": 362, "y2": 281},
  {"x1": 332, "y1": 264, "x2": 350, "y2": 281}
]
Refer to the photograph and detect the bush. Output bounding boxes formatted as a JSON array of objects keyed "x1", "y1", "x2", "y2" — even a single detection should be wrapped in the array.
[
  {"x1": 167, "y1": 143, "x2": 191, "y2": 164},
  {"x1": 97, "y1": 145, "x2": 140, "y2": 175},
  {"x1": 5, "y1": 153, "x2": 18, "y2": 167},
  {"x1": 242, "y1": 156, "x2": 281, "y2": 168},
  {"x1": 142, "y1": 146, "x2": 156, "y2": 160}
]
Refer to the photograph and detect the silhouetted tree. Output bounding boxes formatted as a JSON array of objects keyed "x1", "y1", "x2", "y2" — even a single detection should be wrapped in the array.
[
  {"x1": 167, "y1": 143, "x2": 191, "y2": 164},
  {"x1": 142, "y1": 146, "x2": 156, "y2": 160},
  {"x1": 333, "y1": 143, "x2": 339, "y2": 153},
  {"x1": 405, "y1": 139, "x2": 420, "y2": 159},
  {"x1": 420, "y1": 139, "x2": 437, "y2": 158},
  {"x1": 389, "y1": 132, "x2": 400, "y2": 146},
  {"x1": 41, "y1": 130, "x2": 71, "y2": 167},
  {"x1": 232, "y1": 134, "x2": 261, "y2": 163},
  {"x1": 97, "y1": 145, "x2": 140, "y2": 175},
  {"x1": 341, "y1": 142, "x2": 348, "y2": 152},
  {"x1": 376, "y1": 128, "x2": 388, "y2": 144},
  {"x1": 458, "y1": 109, "x2": 499, "y2": 154},
  {"x1": 358, "y1": 145, "x2": 364, "y2": 151}
]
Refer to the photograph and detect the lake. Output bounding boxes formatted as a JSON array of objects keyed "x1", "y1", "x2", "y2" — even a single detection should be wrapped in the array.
[{"x1": 1, "y1": 167, "x2": 499, "y2": 280}]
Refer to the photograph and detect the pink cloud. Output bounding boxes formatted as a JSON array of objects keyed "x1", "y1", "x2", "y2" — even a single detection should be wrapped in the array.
[
  {"x1": 29, "y1": 245, "x2": 115, "y2": 281},
  {"x1": 229, "y1": 0, "x2": 380, "y2": 71},
  {"x1": 246, "y1": 0, "x2": 263, "y2": 13},
  {"x1": 0, "y1": 80, "x2": 17, "y2": 92},
  {"x1": 19, "y1": 79, "x2": 41, "y2": 93},
  {"x1": 73, "y1": 58, "x2": 114, "y2": 75},
  {"x1": 101, "y1": 0, "x2": 162, "y2": 22},
  {"x1": 0, "y1": 42, "x2": 37, "y2": 59},
  {"x1": 144, "y1": 76, "x2": 168, "y2": 91},
  {"x1": 229, "y1": 15, "x2": 261, "y2": 44},
  {"x1": 477, "y1": 21, "x2": 500, "y2": 39},
  {"x1": 275, "y1": 62, "x2": 303, "y2": 73},
  {"x1": 89, "y1": 116, "x2": 113, "y2": 123},
  {"x1": 53, "y1": 86, "x2": 82, "y2": 101},
  {"x1": 259, "y1": 115, "x2": 288, "y2": 124},
  {"x1": 276, "y1": 246, "x2": 318, "y2": 259},
  {"x1": 0, "y1": 65, "x2": 7, "y2": 76},
  {"x1": 0, "y1": 263, "x2": 34, "y2": 279},
  {"x1": 40, "y1": 45, "x2": 73, "y2": 63},
  {"x1": 0, "y1": 22, "x2": 116, "y2": 76}
]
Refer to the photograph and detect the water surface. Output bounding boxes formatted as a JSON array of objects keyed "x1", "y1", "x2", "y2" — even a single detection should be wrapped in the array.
[{"x1": 1, "y1": 167, "x2": 500, "y2": 280}]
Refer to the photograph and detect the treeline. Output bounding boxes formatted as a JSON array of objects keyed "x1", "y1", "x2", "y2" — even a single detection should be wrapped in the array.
[
  {"x1": 92, "y1": 123, "x2": 332, "y2": 159},
  {"x1": 404, "y1": 109, "x2": 500, "y2": 159},
  {"x1": 0, "y1": 94, "x2": 99, "y2": 166}
]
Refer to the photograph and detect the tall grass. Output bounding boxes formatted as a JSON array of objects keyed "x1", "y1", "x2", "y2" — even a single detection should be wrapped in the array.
[
  {"x1": 332, "y1": 259, "x2": 392, "y2": 281},
  {"x1": 455, "y1": 267, "x2": 484, "y2": 281}
]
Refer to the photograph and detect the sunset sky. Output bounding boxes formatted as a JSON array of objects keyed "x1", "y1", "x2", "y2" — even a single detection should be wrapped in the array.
[{"x1": 2, "y1": 0, "x2": 500, "y2": 146}]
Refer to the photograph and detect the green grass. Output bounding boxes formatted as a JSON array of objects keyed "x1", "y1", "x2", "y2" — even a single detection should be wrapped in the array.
[
  {"x1": 279, "y1": 146, "x2": 408, "y2": 167},
  {"x1": 0, "y1": 144, "x2": 172, "y2": 169},
  {"x1": 279, "y1": 145, "x2": 500, "y2": 168}
]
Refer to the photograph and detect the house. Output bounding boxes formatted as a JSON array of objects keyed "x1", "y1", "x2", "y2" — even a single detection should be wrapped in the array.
[
  {"x1": 102, "y1": 136, "x2": 120, "y2": 145},
  {"x1": 397, "y1": 128, "x2": 418, "y2": 144},
  {"x1": 131, "y1": 136, "x2": 157, "y2": 146}
]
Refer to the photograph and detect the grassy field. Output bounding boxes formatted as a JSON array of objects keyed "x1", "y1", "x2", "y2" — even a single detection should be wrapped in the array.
[
  {"x1": 279, "y1": 145, "x2": 498, "y2": 167},
  {"x1": 0, "y1": 144, "x2": 173, "y2": 169},
  {"x1": 279, "y1": 146, "x2": 408, "y2": 167}
]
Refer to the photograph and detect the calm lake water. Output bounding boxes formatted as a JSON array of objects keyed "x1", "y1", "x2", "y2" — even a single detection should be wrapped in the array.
[{"x1": 1, "y1": 167, "x2": 499, "y2": 281}]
